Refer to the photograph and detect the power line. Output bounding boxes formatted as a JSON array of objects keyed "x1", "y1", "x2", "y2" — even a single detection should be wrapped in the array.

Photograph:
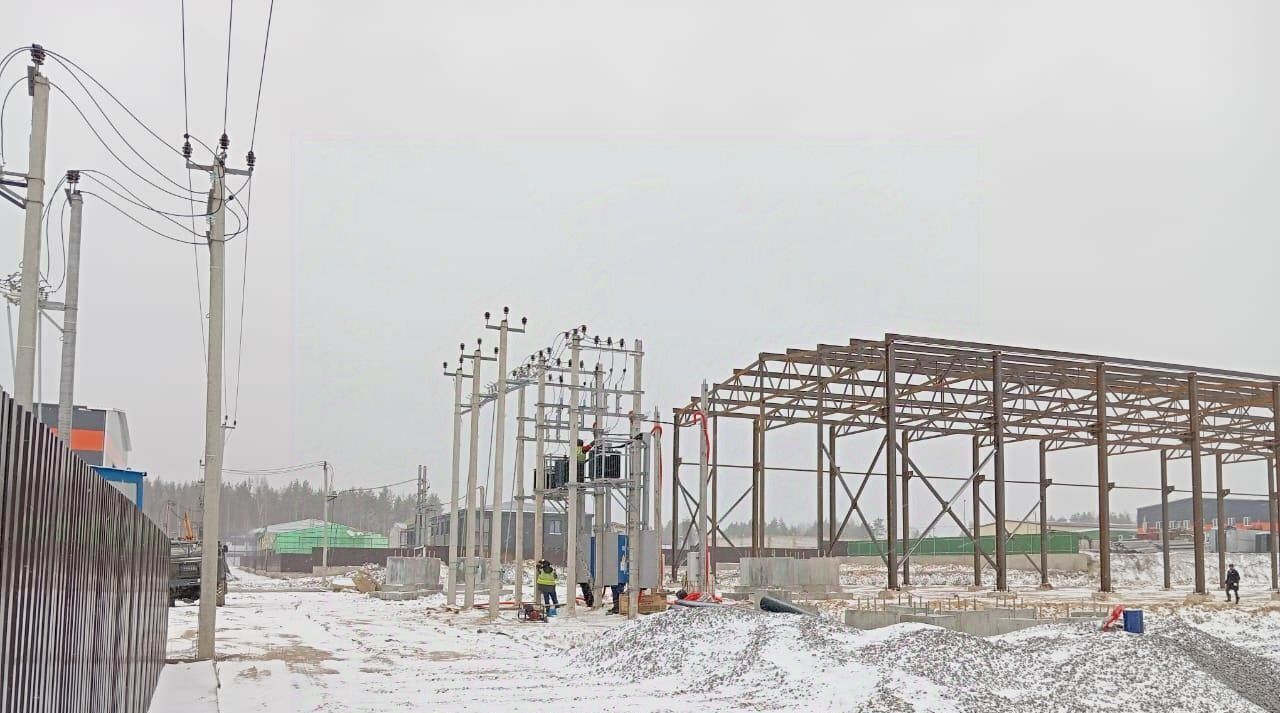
[
  {"x1": 46, "y1": 57, "x2": 198, "y2": 195},
  {"x1": 49, "y1": 83, "x2": 200, "y2": 202},
  {"x1": 223, "y1": 0, "x2": 235, "y2": 135},
  {"x1": 179, "y1": 0, "x2": 191, "y2": 136},
  {"x1": 42, "y1": 49, "x2": 195, "y2": 161},
  {"x1": 78, "y1": 190, "x2": 208, "y2": 246},
  {"x1": 231, "y1": 176, "x2": 253, "y2": 420},
  {"x1": 0, "y1": 75, "x2": 26, "y2": 164},
  {"x1": 249, "y1": 0, "x2": 275, "y2": 149},
  {"x1": 80, "y1": 171, "x2": 212, "y2": 219},
  {"x1": 180, "y1": 0, "x2": 205, "y2": 368},
  {"x1": 340, "y1": 478, "x2": 418, "y2": 494}
]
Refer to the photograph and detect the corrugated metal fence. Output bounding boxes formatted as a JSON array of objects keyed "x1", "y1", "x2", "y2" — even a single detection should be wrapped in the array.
[{"x1": 0, "y1": 392, "x2": 168, "y2": 713}]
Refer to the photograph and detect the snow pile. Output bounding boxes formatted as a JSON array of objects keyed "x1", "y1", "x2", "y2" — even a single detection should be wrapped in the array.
[
  {"x1": 574, "y1": 606, "x2": 1280, "y2": 712},
  {"x1": 573, "y1": 605, "x2": 876, "y2": 710}
]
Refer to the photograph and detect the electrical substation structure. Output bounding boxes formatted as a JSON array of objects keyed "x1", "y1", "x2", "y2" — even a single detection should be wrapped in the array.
[
  {"x1": 669, "y1": 333, "x2": 1280, "y2": 597},
  {"x1": 444, "y1": 315, "x2": 658, "y2": 620}
]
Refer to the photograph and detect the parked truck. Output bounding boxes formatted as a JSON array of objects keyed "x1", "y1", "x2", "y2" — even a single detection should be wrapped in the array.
[{"x1": 168, "y1": 540, "x2": 228, "y2": 607}]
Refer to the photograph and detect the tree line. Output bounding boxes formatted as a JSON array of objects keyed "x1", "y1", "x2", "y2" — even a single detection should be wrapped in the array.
[{"x1": 142, "y1": 477, "x2": 440, "y2": 539}]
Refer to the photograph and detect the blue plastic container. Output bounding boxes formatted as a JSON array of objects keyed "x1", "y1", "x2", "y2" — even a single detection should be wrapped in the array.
[{"x1": 1122, "y1": 608, "x2": 1144, "y2": 634}]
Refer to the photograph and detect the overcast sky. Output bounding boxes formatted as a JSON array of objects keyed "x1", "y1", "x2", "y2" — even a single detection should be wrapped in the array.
[{"x1": 4, "y1": 2, "x2": 1279, "y2": 531}]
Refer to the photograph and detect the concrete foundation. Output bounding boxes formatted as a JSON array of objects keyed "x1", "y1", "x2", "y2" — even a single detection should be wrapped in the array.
[
  {"x1": 731, "y1": 557, "x2": 844, "y2": 598},
  {"x1": 739, "y1": 557, "x2": 841, "y2": 588},
  {"x1": 369, "y1": 590, "x2": 421, "y2": 601},
  {"x1": 384, "y1": 557, "x2": 441, "y2": 592},
  {"x1": 845, "y1": 604, "x2": 1049, "y2": 637}
]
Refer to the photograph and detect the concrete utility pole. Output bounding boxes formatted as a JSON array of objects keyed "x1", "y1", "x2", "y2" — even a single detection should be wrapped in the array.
[
  {"x1": 192, "y1": 141, "x2": 251, "y2": 661},
  {"x1": 14, "y1": 46, "x2": 50, "y2": 411},
  {"x1": 55, "y1": 173, "x2": 83, "y2": 443},
  {"x1": 487, "y1": 310, "x2": 511, "y2": 619},
  {"x1": 415, "y1": 465, "x2": 428, "y2": 550},
  {"x1": 445, "y1": 360, "x2": 463, "y2": 605},
  {"x1": 592, "y1": 363, "x2": 606, "y2": 609},
  {"x1": 565, "y1": 331, "x2": 581, "y2": 616},
  {"x1": 322, "y1": 461, "x2": 332, "y2": 570},
  {"x1": 512, "y1": 378, "x2": 527, "y2": 606},
  {"x1": 532, "y1": 354, "x2": 547, "y2": 565},
  {"x1": 626, "y1": 341, "x2": 643, "y2": 620},
  {"x1": 652, "y1": 406, "x2": 663, "y2": 589},
  {"x1": 463, "y1": 340, "x2": 485, "y2": 609}
]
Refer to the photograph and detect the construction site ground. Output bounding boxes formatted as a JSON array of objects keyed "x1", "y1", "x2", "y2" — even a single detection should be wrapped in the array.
[{"x1": 156, "y1": 559, "x2": 1280, "y2": 712}]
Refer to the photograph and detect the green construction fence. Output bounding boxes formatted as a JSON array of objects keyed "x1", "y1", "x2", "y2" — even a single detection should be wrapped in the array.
[{"x1": 845, "y1": 532, "x2": 1080, "y2": 557}]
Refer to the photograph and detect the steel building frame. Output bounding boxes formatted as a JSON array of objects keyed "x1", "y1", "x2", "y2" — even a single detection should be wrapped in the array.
[{"x1": 671, "y1": 333, "x2": 1280, "y2": 595}]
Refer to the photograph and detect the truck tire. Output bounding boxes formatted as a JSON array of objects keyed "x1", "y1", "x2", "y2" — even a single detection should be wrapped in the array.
[{"x1": 216, "y1": 581, "x2": 227, "y2": 607}]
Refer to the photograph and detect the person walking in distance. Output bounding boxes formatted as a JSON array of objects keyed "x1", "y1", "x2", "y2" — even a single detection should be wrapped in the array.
[
  {"x1": 535, "y1": 560, "x2": 559, "y2": 613},
  {"x1": 1225, "y1": 563, "x2": 1241, "y2": 603}
]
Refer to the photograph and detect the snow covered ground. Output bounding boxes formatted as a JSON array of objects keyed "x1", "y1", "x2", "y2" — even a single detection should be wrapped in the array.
[{"x1": 154, "y1": 563, "x2": 1280, "y2": 713}]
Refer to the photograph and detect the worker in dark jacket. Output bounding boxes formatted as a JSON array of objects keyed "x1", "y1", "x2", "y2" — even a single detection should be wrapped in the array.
[{"x1": 1226, "y1": 563, "x2": 1241, "y2": 603}]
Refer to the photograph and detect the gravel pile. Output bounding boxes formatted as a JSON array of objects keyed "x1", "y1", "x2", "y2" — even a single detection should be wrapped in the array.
[{"x1": 574, "y1": 606, "x2": 1280, "y2": 712}]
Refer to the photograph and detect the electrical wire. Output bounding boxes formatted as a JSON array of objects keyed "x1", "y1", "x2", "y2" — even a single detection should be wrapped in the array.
[
  {"x1": 0, "y1": 75, "x2": 26, "y2": 165},
  {"x1": 223, "y1": 0, "x2": 235, "y2": 135},
  {"x1": 43, "y1": 49, "x2": 192, "y2": 160},
  {"x1": 249, "y1": 0, "x2": 274, "y2": 149},
  {"x1": 230, "y1": 176, "x2": 253, "y2": 420},
  {"x1": 339, "y1": 478, "x2": 418, "y2": 494},
  {"x1": 179, "y1": 0, "x2": 191, "y2": 138},
  {"x1": 80, "y1": 171, "x2": 212, "y2": 219},
  {"x1": 49, "y1": 83, "x2": 201, "y2": 202},
  {"x1": 46, "y1": 57, "x2": 199, "y2": 195},
  {"x1": 41, "y1": 186, "x2": 69, "y2": 292},
  {"x1": 78, "y1": 190, "x2": 209, "y2": 246},
  {"x1": 226, "y1": 0, "x2": 275, "y2": 423}
]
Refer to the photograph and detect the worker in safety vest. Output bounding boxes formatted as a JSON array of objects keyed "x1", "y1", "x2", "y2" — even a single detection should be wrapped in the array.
[
  {"x1": 574, "y1": 438, "x2": 593, "y2": 478},
  {"x1": 535, "y1": 559, "x2": 559, "y2": 610}
]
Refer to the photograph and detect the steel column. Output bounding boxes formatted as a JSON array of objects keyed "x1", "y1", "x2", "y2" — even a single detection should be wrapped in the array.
[
  {"x1": 1038, "y1": 439, "x2": 1050, "y2": 589},
  {"x1": 752, "y1": 417, "x2": 762, "y2": 550},
  {"x1": 971, "y1": 435, "x2": 982, "y2": 588},
  {"x1": 1095, "y1": 362, "x2": 1112, "y2": 593},
  {"x1": 1160, "y1": 449, "x2": 1171, "y2": 590},
  {"x1": 901, "y1": 432, "x2": 910, "y2": 585},
  {"x1": 884, "y1": 340, "x2": 899, "y2": 590},
  {"x1": 1268, "y1": 456, "x2": 1278, "y2": 592},
  {"x1": 1214, "y1": 453, "x2": 1227, "y2": 589},
  {"x1": 711, "y1": 415, "x2": 719, "y2": 554},
  {"x1": 992, "y1": 351, "x2": 1007, "y2": 591},
  {"x1": 816, "y1": 394, "x2": 824, "y2": 555},
  {"x1": 828, "y1": 425, "x2": 837, "y2": 553},
  {"x1": 1273, "y1": 382, "x2": 1280, "y2": 591},
  {"x1": 670, "y1": 412, "x2": 681, "y2": 581},
  {"x1": 1189, "y1": 373, "x2": 1207, "y2": 595}
]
